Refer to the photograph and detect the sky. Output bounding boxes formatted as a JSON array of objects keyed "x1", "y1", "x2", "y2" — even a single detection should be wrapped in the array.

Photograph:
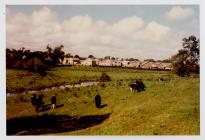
[{"x1": 6, "y1": 5, "x2": 199, "y2": 60}]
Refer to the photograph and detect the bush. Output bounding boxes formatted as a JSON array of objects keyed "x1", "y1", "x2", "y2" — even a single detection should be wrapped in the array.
[
  {"x1": 99, "y1": 72, "x2": 111, "y2": 82},
  {"x1": 100, "y1": 82, "x2": 106, "y2": 88}
]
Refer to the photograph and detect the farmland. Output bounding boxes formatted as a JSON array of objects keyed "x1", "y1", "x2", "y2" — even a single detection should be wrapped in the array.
[{"x1": 6, "y1": 66, "x2": 199, "y2": 135}]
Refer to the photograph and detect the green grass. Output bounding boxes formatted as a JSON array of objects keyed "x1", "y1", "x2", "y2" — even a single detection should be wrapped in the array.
[{"x1": 6, "y1": 66, "x2": 199, "y2": 135}]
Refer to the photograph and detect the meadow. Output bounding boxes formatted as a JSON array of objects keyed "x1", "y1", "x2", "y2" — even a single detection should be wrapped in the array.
[{"x1": 6, "y1": 66, "x2": 200, "y2": 135}]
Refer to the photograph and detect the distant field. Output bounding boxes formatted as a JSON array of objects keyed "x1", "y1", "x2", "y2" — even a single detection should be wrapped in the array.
[{"x1": 6, "y1": 66, "x2": 200, "y2": 135}]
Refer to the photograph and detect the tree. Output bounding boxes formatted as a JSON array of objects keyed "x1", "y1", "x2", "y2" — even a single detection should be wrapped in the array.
[
  {"x1": 171, "y1": 49, "x2": 190, "y2": 77},
  {"x1": 80, "y1": 57, "x2": 86, "y2": 60},
  {"x1": 128, "y1": 58, "x2": 134, "y2": 61},
  {"x1": 162, "y1": 59, "x2": 171, "y2": 63},
  {"x1": 156, "y1": 59, "x2": 171, "y2": 63},
  {"x1": 65, "y1": 53, "x2": 72, "y2": 58},
  {"x1": 74, "y1": 54, "x2": 80, "y2": 58},
  {"x1": 46, "y1": 45, "x2": 65, "y2": 66},
  {"x1": 99, "y1": 72, "x2": 111, "y2": 82},
  {"x1": 6, "y1": 48, "x2": 48, "y2": 74},
  {"x1": 6, "y1": 47, "x2": 31, "y2": 69},
  {"x1": 6, "y1": 45, "x2": 65, "y2": 74},
  {"x1": 104, "y1": 56, "x2": 110, "y2": 60},
  {"x1": 111, "y1": 57, "x2": 115, "y2": 60},
  {"x1": 171, "y1": 35, "x2": 199, "y2": 77},
  {"x1": 52, "y1": 45, "x2": 65, "y2": 65},
  {"x1": 88, "y1": 55, "x2": 94, "y2": 58},
  {"x1": 182, "y1": 35, "x2": 199, "y2": 72},
  {"x1": 127, "y1": 58, "x2": 139, "y2": 61},
  {"x1": 99, "y1": 58, "x2": 103, "y2": 61},
  {"x1": 144, "y1": 59, "x2": 155, "y2": 62}
]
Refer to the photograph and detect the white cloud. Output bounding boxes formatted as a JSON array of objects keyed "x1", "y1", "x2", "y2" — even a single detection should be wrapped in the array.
[
  {"x1": 32, "y1": 7, "x2": 57, "y2": 26},
  {"x1": 6, "y1": 6, "x2": 184, "y2": 60},
  {"x1": 111, "y1": 16, "x2": 144, "y2": 36},
  {"x1": 165, "y1": 6, "x2": 194, "y2": 21},
  {"x1": 134, "y1": 21, "x2": 170, "y2": 42},
  {"x1": 62, "y1": 15, "x2": 93, "y2": 33}
]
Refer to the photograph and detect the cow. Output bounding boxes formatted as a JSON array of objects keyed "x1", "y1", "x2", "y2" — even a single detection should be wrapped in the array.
[
  {"x1": 30, "y1": 93, "x2": 44, "y2": 112},
  {"x1": 51, "y1": 94, "x2": 57, "y2": 109},
  {"x1": 130, "y1": 80, "x2": 145, "y2": 93},
  {"x1": 31, "y1": 94, "x2": 37, "y2": 106},
  {"x1": 95, "y1": 94, "x2": 101, "y2": 108},
  {"x1": 35, "y1": 94, "x2": 44, "y2": 112}
]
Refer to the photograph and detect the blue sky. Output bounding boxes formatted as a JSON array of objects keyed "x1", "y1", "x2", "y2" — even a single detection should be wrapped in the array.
[
  {"x1": 7, "y1": 5, "x2": 199, "y2": 26},
  {"x1": 6, "y1": 5, "x2": 199, "y2": 60}
]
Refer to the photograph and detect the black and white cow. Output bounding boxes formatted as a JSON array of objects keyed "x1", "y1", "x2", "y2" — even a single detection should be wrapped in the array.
[{"x1": 129, "y1": 80, "x2": 145, "y2": 93}]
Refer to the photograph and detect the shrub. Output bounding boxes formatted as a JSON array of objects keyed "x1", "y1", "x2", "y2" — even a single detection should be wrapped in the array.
[
  {"x1": 100, "y1": 82, "x2": 106, "y2": 88},
  {"x1": 99, "y1": 72, "x2": 111, "y2": 82}
]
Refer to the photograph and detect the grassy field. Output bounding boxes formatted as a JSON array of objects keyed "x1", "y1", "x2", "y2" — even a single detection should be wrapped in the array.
[{"x1": 6, "y1": 66, "x2": 200, "y2": 135}]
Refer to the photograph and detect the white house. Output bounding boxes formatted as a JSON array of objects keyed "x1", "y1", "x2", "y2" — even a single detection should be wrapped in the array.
[
  {"x1": 94, "y1": 58, "x2": 100, "y2": 65},
  {"x1": 140, "y1": 61, "x2": 153, "y2": 69},
  {"x1": 98, "y1": 59, "x2": 120, "y2": 66},
  {"x1": 122, "y1": 61, "x2": 129, "y2": 67},
  {"x1": 127, "y1": 60, "x2": 141, "y2": 68},
  {"x1": 150, "y1": 62, "x2": 161, "y2": 69},
  {"x1": 99, "y1": 59, "x2": 112, "y2": 66},
  {"x1": 61, "y1": 57, "x2": 80, "y2": 65},
  {"x1": 81, "y1": 58, "x2": 97, "y2": 66},
  {"x1": 158, "y1": 63, "x2": 172, "y2": 70},
  {"x1": 112, "y1": 60, "x2": 122, "y2": 66}
]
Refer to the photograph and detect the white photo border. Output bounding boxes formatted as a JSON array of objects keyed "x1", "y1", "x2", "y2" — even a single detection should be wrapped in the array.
[{"x1": 1, "y1": 0, "x2": 204, "y2": 140}]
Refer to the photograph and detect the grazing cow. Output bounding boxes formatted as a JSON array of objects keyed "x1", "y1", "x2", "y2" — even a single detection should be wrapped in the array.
[
  {"x1": 51, "y1": 95, "x2": 57, "y2": 109},
  {"x1": 95, "y1": 94, "x2": 101, "y2": 108},
  {"x1": 130, "y1": 80, "x2": 145, "y2": 93},
  {"x1": 31, "y1": 94, "x2": 37, "y2": 106},
  {"x1": 35, "y1": 94, "x2": 44, "y2": 112},
  {"x1": 130, "y1": 83, "x2": 137, "y2": 92}
]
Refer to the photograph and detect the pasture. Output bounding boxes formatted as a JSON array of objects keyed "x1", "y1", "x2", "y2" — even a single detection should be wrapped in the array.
[{"x1": 6, "y1": 66, "x2": 199, "y2": 135}]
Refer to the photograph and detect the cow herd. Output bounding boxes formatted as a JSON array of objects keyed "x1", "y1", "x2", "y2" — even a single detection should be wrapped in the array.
[
  {"x1": 30, "y1": 93, "x2": 57, "y2": 112},
  {"x1": 30, "y1": 79, "x2": 145, "y2": 112}
]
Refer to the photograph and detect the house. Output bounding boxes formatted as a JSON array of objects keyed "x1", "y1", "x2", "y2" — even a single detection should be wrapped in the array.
[
  {"x1": 140, "y1": 61, "x2": 154, "y2": 69},
  {"x1": 150, "y1": 62, "x2": 161, "y2": 69},
  {"x1": 158, "y1": 63, "x2": 172, "y2": 70},
  {"x1": 81, "y1": 58, "x2": 97, "y2": 66},
  {"x1": 127, "y1": 60, "x2": 141, "y2": 68},
  {"x1": 94, "y1": 58, "x2": 100, "y2": 65},
  {"x1": 122, "y1": 61, "x2": 129, "y2": 67},
  {"x1": 61, "y1": 57, "x2": 80, "y2": 65},
  {"x1": 112, "y1": 60, "x2": 122, "y2": 67},
  {"x1": 99, "y1": 59, "x2": 113, "y2": 66},
  {"x1": 99, "y1": 59, "x2": 122, "y2": 67}
]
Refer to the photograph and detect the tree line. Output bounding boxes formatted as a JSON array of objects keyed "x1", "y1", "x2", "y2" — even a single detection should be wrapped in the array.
[{"x1": 6, "y1": 45, "x2": 65, "y2": 74}]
